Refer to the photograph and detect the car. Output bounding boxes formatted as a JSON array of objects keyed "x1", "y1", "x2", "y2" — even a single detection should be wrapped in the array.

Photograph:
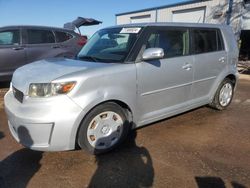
[
  {"x1": 0, "y1": 17, "x2": 102, "y2": 81},
  {"x1": 4, "y1": 23, "x2": 239, "y2": 154},
  {"x1": 0, "y1": 25, "x2": 86, "y2": 81}
]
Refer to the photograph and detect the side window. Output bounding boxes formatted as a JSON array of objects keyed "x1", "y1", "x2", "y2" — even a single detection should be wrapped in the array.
[
  {"x1": 27, "y1": 29, "x2": 55, "y2": 44},
  {"x1": 192, "y1": 29, "x2": 217, "y2": 54},
  {"x1": 0, "y1": 30, "x2": 20, "y2": 45},
  {"x1": 147, "y1": 33, "x2": 159, "y2": 48},
  {"x1": 217, "y1": 30, "x2": 225, "y2": 51},
  {"x1": 145, "y1": 28, "x2": 189, "y2": 58},
  {"x1": 55, "y1": 31, "x2": 73, "y2": 42}
]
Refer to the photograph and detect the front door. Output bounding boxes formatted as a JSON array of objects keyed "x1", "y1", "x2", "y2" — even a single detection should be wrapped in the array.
[
  {"x1": 0, "y1": 28, "x2": 26, "y2": 79},
  {"x1": 136, "y1": 27, "x2": 194, "y2": 124}
]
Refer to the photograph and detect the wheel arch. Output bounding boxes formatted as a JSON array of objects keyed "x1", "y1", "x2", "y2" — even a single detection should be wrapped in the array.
[
  {"x1": 209, "y1": 72, "x2": 238, "y2": 102},
  {"x1": 74, "y1": 99, "x2": 134, "y2": 149},
  {"x1": 225, "y1": 74, "x2": 237, "y2": 86}
]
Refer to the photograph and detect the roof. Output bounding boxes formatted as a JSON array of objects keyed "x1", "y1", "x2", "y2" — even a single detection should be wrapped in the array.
[
  {"x1": 0, "y1": 25, "x2": 73, "y2": 31},
  {"x1": 105, "y1": 22, "x2": 228, "y2": 29},
  {"x1": 116, "y1": 0, "x2": 209, "y2": 16}
]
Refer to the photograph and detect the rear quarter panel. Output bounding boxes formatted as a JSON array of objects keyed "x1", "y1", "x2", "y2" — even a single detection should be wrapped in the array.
[{"x1": 208, "y1": 26, "x2": 239, "y2": 101}]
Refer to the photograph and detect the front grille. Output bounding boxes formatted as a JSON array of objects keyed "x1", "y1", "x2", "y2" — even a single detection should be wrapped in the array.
[{"x1": 13, "y1": 86, "x2": 24, "y2": 103}]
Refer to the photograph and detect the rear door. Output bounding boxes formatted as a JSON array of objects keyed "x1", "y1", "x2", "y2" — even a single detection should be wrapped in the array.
[
  {"x1": 136, "y1": 26, "x2": 194, "y2": 122},
  {"x1": 23, "y1": 28, "x2": 57, "y2": 63},
  {"x1": 0, "y1": 28, "x2": 26, "y2": 79},
  {"x1": 190, "y1": 28, "x2": 226, "y2": 102}
]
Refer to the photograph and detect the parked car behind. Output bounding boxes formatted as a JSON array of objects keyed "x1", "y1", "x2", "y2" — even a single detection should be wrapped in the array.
[
  {"x1": 4, "y1": 23, "x2": 239, "y2": 154},
  {"x1": 0, "y1": 25, "x2": 87, "y2": 81}
]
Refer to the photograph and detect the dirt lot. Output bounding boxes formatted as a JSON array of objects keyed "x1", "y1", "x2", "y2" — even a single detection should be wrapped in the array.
[{"x1": 0, "y1": 75, "x2": 249, "y2": 188}]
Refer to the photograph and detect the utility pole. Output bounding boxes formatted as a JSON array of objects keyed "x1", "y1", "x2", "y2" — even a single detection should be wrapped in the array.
[{"x1": 227, "y1": 0, "x2": 234, "y2": 25}]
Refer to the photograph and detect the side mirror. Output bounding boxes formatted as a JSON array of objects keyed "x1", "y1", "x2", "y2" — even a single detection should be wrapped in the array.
[{"x1": 142, "y1": 48, "x2": 164, "y2": 61}]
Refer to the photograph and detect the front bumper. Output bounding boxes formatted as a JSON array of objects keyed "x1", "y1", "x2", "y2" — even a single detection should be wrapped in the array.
[{"x1": 4, "y1": 90, "x2": 83, "y2": 151}]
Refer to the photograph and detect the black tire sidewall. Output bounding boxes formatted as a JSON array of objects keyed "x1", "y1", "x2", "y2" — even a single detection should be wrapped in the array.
[{"x1": 77, "y1": 102, "x2": 130, "y2": 154}]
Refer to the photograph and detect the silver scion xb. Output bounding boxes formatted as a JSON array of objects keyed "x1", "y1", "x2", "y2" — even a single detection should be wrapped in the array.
[{"x1": 4, "y1": 23, "x2": 239, "y2": 154}]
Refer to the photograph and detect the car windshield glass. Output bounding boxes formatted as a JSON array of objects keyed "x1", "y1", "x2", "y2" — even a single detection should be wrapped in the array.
[{"x1": 77, "y1": 27, "x2": 142, "y2": 63}]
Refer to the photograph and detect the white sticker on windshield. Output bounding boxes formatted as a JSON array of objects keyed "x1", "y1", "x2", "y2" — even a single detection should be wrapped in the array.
[{"x1": 120, "y1": 27, "x2": 141, "y2": 34}]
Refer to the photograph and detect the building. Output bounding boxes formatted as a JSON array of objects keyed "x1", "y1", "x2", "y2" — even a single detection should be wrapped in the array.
[{"x1": 116, "y1": 0, "x2": 250, "y2": 60}]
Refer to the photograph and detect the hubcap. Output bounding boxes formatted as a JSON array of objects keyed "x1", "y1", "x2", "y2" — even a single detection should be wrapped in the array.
[
  {"x1": 101, "y1": 125, "x2": 110, "y2": 135},
  {"x1": 87, "y1": 111, "x2": 123, "y2": 150},
  {"x1": 219, "y1": 83, "x2": 233, "y2": 107}
]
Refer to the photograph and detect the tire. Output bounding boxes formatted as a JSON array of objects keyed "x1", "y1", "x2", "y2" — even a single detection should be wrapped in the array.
[
  {"x1": 77, "y1": 102, "x2": 130, "y2": 154},
  {"x1": 209, "y1": 78, "x2": 234, "y2": 110}
]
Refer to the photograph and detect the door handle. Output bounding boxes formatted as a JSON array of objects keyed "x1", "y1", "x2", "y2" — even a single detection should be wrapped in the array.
[
  {"x1": 219, "y1": 57, "x2": 225, "y2": 63},
  {"x1": 12, "y1": 47, "x2": 24, "y2": 50},
  {"x1": 182, "y1": 63, "x2": 192, "y2": 70}
]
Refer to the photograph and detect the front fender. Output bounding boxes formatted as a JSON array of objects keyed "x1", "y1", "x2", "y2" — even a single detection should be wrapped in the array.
[{"x1": 65, "y1": 63, "x2": 137, "y2": 148}]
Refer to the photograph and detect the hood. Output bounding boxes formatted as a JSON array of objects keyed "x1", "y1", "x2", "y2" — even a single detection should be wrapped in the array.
[{"x1": 12, "y1": 58, "x2": 109, "y2": 94}]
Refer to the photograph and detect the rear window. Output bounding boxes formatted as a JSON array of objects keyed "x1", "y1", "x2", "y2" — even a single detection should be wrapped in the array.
[
  {"x1": 0, "y1": 30, "x2": 20, "y2": 45},
  {"x1": 27, "y1": 29, "x2": 55, "y2": 44},
  {"x1": 55, "y1": 31, "x2": 73, "y2": 42},
  {"x1": 192, "y1": 29, "x2": 224, "y2": 54}
]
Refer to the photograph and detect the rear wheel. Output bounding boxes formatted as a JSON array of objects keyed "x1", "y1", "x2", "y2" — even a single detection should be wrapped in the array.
[
  {"x1": 209, "y1": 78, "x2": 234, "y2": 110},
  {"x1": 77, "y1": 102, "x2": 130, "y2": 154}
]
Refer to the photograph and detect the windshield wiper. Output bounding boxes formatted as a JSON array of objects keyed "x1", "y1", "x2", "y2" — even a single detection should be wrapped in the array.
[{"x1": 78, "y1": 55, "x2": 99, "y2": 62}]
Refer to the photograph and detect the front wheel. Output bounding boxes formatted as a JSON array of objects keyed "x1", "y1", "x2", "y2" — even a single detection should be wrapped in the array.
[
  {"x1": 209, "y1": 78, "x2": 234, "y2": 110},
  {"x1": 77, "y1": 102, "x2": 130, "y2": 154}
]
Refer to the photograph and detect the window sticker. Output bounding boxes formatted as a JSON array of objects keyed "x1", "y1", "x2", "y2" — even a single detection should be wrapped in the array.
[{"x1": 120, "y1": 27, "x2": 141, "y2": 34}]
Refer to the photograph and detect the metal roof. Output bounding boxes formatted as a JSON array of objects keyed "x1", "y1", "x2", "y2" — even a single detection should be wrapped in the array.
[
  {"x1": 116, "y1": 0, "x2": 210, "y2": 16},
  {"x1": 105, "y1": 22, "x2": 228, "y2": 29}
]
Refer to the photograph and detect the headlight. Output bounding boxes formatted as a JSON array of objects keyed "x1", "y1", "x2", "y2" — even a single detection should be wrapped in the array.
[{"x1": 29, "y1": 82, "x2": 76, "y2": 97}]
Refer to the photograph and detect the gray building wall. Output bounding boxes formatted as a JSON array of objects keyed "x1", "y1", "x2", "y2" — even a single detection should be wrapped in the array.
[{"x1": 116, "y1": 0, "x2": 249, "y2": 39}]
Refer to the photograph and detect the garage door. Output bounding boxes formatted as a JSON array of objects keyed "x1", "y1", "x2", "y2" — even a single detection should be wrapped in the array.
[
  {"x1": 130, "y1": 15, "x2": 151, "y2": 23},
  {"x1": 172, "y1": 7, "x2": 205, "y2": 23}
]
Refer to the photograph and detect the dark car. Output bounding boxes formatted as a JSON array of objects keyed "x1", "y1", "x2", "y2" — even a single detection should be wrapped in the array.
[{"x1": 0, "y1": 25, "x2": 87, "y2": 81}]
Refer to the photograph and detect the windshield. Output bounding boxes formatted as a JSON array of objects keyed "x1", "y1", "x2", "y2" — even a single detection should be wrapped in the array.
[{"x1": 77, "y1": 27, "x2": 142, "y2": 63}]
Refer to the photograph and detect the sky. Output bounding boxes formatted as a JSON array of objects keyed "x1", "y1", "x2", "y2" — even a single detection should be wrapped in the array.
[{"x1": 0, "y1": 0, "x2": 184, "y2": 37}]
